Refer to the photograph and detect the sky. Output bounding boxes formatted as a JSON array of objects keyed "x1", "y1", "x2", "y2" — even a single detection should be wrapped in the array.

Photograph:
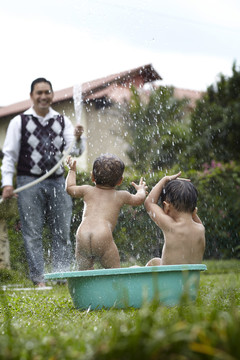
[{"x1": 0, "y1": 0, "x2": 240, "y2": 106}]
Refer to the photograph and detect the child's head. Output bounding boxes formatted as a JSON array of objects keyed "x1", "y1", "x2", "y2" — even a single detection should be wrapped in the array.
[
  {"x1": 92, "y1": 154, "x2": 125, "y2": 187},
  {"x1": 161, "y1": 179, "x2": 198, "y2": 213}
]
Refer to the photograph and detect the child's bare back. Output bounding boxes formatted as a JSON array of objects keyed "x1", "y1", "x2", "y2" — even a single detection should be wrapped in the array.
[
  {"x1": 144, "y1": 172, "x2": 205, "y2": 266},
  {"x1": 66, "y1": 154, "x2": 147, "y2": 270},
  {"x1": 159, "y1": 211, "x2": 205, "y2": 265}
]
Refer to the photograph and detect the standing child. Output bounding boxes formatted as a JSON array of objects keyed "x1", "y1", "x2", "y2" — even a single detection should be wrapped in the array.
[
  {"x1": 144, "y1": 172, "x2": 205, "y2": 266},
  {"x1": 66, "y1": 154, "x2": 147, "y2": 270}
]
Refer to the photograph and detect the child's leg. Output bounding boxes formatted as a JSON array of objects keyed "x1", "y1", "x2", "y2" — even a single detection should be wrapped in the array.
[
  {"x1": 75, "y1": 238, "x2": 94, "y2": 270},
  {"x1": 145, "y1": 257, "x2": 162, "y2": 266},
  {"x1": 100, "y1": 242, "x2": 121, "y2": 269},
  {"x1": 76, "y1": 252, "x2": 94, "y2": 270},
  {"x1": 75, "y1": 231, "x2": 95, "y2": 270},
  {"x1": 86, "y1": 226, "x2": 121, "y2": 269}
]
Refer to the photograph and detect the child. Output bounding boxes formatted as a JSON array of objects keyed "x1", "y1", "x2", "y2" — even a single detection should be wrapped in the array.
[
  {"x1": 144, "y1": 172, "x2": 205, "y2": 266},
  {"x1": 66, "y1": 154, "x2": 147, "y2": 270}
]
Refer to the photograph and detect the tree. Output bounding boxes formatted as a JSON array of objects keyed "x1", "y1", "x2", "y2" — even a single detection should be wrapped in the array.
[
  {"x1": 188, "y1": 62, "x2": 240, "y2": 168},
  {"x1": 125, "y1": 85, "x2": 188, "y2": 172}
]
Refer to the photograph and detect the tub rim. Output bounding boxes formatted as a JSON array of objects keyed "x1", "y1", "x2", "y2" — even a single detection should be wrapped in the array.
[{"x1": 44, "y1": 264, "x2": 207, "y2": 280}]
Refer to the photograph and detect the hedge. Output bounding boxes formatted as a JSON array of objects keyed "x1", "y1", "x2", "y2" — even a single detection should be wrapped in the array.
[{"x1": 1, "y1": 161, "x2": 240, "y2": 274}]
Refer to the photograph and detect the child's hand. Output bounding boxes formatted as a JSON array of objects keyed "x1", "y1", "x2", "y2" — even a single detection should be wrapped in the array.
[
  {"x1": 164, "y1": 171, "x2": 190, "y2": 183},
  {"x1": 131, "y1": 177, "x2": 148, "y2": 194},
  {"x1": 167, "y1": 171, "x2": 182, "y2": 181},
  {"x1": 66, "y1": 156, "x2": 77, "y2": 172}
]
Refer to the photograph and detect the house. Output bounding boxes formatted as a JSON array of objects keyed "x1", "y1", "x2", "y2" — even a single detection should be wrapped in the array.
[
  {"x1": 0, "y1": 63, "x2": 204, "y2": 171},
  {"x1": 173, "y1": 87, "x2": 204, "y2": 111},
  {"x1": 0, "y1": 64, "x2": 162, "y2": 171}
]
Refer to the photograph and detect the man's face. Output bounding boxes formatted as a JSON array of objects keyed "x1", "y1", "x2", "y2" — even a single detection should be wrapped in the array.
[{"x1": 30, "y1": 82, "x2": 54, "y2": 116}]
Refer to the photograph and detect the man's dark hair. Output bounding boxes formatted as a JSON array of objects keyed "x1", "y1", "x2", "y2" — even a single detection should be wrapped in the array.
[
  {"x1": 93, "y1": 154, "x2": 125, "y2": 187},
  {"x1": 30, "y1": 78, "x2": 53, "y2": 94},
  {"x1": 160, "y1": 179, "x2": 198, "y2": 213}
]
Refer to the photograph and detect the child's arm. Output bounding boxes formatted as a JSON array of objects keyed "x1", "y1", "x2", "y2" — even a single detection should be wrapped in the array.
[
  {"x1": 121, "y1": 177, "x2": 148, "y2": 206},
  {"x1": 144, "y1": 172, "x2": 181, "y2": 229},
  {"x1": 65, "y1": 156, "x2": 88, "y2": 198},
  {"x1": 65, "y1": 155, "x2": 77, "y2": 187},
  {"x1": 145, "y1": 172, "x2": 181, "y2": 209}
]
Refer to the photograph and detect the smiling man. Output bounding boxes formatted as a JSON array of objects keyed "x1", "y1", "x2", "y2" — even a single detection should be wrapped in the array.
[
  {"x1": 1, "y1": 78, "x2": 84, "y2": 287},
  {"x1": 30, "y1": 79, "x2": 54, "y2": 116}
]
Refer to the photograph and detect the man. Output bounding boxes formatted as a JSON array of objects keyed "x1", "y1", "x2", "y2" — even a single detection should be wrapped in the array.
[{"x1": 1, "y1": 77, "x2": 84, "y2": 286}]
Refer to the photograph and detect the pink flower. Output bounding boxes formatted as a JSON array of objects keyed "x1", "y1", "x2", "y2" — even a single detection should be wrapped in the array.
[{"x1": 211, "y1": 160, "x2": 216, "y2": 168}]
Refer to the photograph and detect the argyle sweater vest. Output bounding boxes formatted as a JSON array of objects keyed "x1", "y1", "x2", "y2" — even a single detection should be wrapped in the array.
[{"x1": 17, "y1": 114, "x2": 66, "y2": 177}]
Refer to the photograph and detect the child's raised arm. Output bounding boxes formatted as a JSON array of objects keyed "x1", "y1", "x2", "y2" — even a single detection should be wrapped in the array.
[
  {"x1": 65, "y1": 156, "x2": 88, "y2": 198},
  {"x1": 144, "y1": 172, "x2": 181, "y2": 228},
  {"x1": 121, "y1": 177, "x2": 148, "y2": 206},
  {"x1": 145, "y1": 172, "x2": 181, "y2": 208}
]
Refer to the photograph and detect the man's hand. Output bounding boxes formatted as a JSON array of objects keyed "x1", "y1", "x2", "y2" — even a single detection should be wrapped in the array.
[
  {"x1": 2, "y1": 186, "x2": 16, "y2": 200},
  {"x1": 74, "y1": 125, "x2": 84, "y2": 141}
]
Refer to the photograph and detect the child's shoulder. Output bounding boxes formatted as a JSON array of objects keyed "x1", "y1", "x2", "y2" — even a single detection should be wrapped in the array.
[
  {"x1": 78, "y1": 184, "x2": 93, "y2": 189},
  {"x1": 194, "y1": 221, "x2": 205, "y2": 232},
  {"x1": 76, "y1": 184, "x2": 94, "y2": 196},
  {"x1": 83, "y1": 184, "x2": 95, "y2": 192},
  {"x1": 116, "y1": 189, "x2": 130, "y2": 197}
]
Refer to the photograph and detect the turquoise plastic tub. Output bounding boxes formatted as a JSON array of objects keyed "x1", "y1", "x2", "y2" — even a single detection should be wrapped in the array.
[{"x1": 45, "y1": 264, "x2": 207, "y2": 310}]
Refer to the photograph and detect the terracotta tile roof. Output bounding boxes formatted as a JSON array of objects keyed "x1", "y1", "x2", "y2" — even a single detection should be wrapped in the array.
[
  {"x1": 0, "y1": 64, "x2": 162, "y2": 118},
  {"x1": 0, "y1": 99, "x2": 31, "y2": 118},
  {"x1": 173, "y1": 88, "x2": 204, "y2": 108}
]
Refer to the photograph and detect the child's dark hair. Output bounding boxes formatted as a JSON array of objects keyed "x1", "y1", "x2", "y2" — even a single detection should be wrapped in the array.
[
  {"x1": 160, "y1": 179, "x2": 198, "y2": 213},
  {"x1": 92, "y1": 154, "x2": 125, "y2": 187},
  {"x1": 30, "y1": 78, "x2": 53, "y2": 94}
]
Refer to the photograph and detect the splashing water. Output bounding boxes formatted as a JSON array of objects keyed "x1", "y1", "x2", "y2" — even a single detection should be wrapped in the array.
[{"x1": 73, "y1": 83, "x2": 83, "y2": 125}]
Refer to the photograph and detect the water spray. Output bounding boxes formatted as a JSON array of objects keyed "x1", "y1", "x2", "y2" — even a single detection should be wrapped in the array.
[{"x1": 73, "y1": 83, "x2": 83, "y2": 126}]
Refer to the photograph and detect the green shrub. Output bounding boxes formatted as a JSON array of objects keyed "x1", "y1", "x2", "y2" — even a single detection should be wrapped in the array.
[
  {"x1": 2, "y1": 161, "x2": 240, "y2": 272},
  {"x1": 189, "y1": 161, "x2": 240, "y2": 259}
]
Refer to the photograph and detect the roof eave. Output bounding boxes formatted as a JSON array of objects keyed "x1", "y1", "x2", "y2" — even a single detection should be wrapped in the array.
[{"x1": 0, "y1": 64, "x2": 162, "y2": 118}]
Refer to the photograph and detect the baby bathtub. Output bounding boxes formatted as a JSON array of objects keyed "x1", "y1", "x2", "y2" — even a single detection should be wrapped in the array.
[{"x1": 45, "y1": 264, "x2": 207, "y2": 310}]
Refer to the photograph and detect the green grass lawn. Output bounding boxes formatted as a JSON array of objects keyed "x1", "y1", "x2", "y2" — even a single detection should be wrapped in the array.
[{"x1": 1, "y1": 260, "x2": 240, "y2": 360}]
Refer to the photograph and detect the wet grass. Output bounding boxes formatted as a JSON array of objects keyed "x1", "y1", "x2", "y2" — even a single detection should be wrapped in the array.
[{"x1": 0, "y1": 260, "x2": 240, "y2": 359}]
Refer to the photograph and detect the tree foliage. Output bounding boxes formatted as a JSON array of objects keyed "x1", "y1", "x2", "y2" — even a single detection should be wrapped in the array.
[
  {"x1": 125, "y1": 86, "x2": 188, "y2": 172},
  {"x1": 188, "y1": 62, "x2": 240, "y2": 168}
]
